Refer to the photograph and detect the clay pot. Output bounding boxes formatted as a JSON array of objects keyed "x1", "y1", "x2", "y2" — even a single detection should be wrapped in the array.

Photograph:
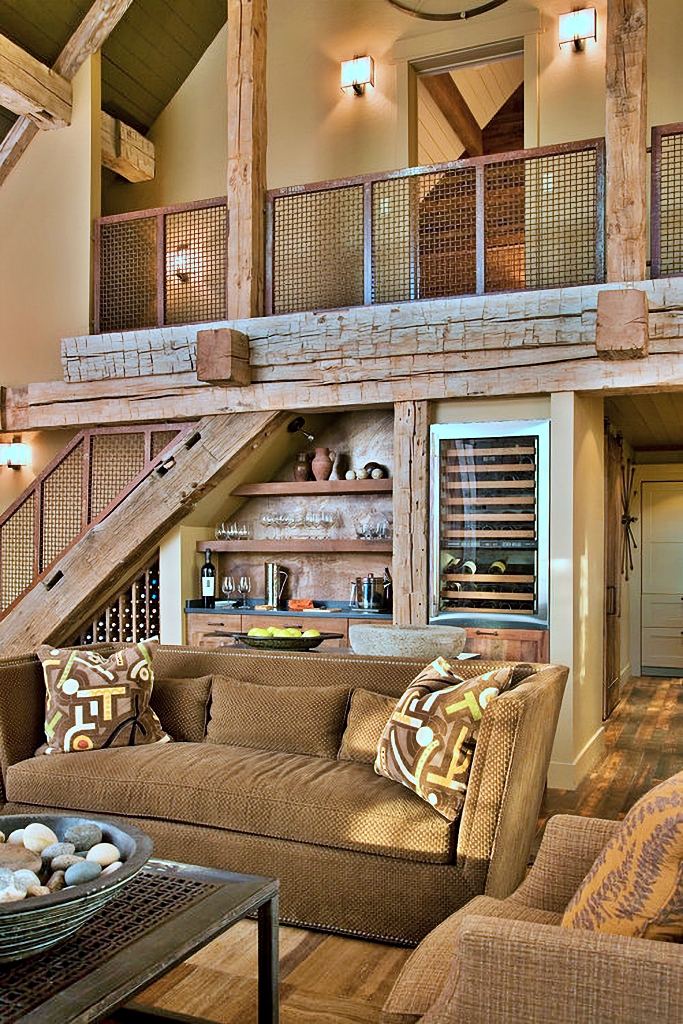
[
  {"x1": 293, "y1": 452, "x2": 313, "y2": 481},
  {"x1": 311, "y1": 447, "x2": 336, "y2": 481}
]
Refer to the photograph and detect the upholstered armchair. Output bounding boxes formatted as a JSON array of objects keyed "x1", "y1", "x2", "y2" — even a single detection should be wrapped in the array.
[{"x1": 382, "y1": 810, "x2": 683, "y2": 1024}]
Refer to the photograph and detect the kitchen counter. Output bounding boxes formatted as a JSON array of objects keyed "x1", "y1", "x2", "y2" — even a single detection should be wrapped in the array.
[{"x1": 185, "y1": 599, "x2": 392, "y2": 620}]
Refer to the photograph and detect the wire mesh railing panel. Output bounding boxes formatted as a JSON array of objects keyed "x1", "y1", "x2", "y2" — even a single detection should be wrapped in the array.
[
  {"x1": 40, "y1": 442, "x2": 85, "y2": 572},
  {"x1": 654, "y1": 128, "x2": 683, "y2": 276},
  {"x1": 416, "y1": 166, "x2": 478, "y2": 299},
  {"x1": 89, "y1": 432, "x2": 147, "y2": 521},
  {"x1": 98, "y1": 217, "x2": 157, "y2": 332},
  {"x1": 271, "y1": 186, "x2": 365, "y2": 314},
  {"x1": 523, "y1": 148, "x2": 601, "y2": 289},
  {"x1": 1, "y1": 498, "x2": 34, "y2": 611},
  {"x1": 484, "y1": 159, "x2": 526, "y2": 292},
  {"x1": 151, "y1": 430, "x2": 179, "y2": 459},
  {"x1": 70, "y1": 558, "x2": 160, "y2": 645},
  {"x1": 165, "y1": 204, "x2": 227, "y2": 325}
]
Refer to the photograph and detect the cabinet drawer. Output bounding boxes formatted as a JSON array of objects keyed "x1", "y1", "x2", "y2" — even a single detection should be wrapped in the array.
[
  {"x1": 464, "y1": 627, "x2": 549, "y2": 663},
  {"x1": 241, "y1": 615, "x2": 349, "y2": 647},
  {"x1": 186, "y1": 612, "x2": 241, "y2": 649},
  {"x1": 642, "y1": 627, "x2": 683, "y2": 668},
  {"x1": 642, "y1": 594, "x2": 683, "y2": 628}
]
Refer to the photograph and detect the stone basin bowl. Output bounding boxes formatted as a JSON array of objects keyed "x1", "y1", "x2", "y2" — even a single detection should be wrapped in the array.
[
  {"x1": 0, "y1": 814, "x2": 153, "y2": 962},
  {"x1": 349, "y1": 624, "x2": 467, "y2": 661}
]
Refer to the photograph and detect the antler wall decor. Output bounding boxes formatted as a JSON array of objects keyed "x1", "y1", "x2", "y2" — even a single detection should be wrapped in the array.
[{"x1": 621, "y1": 460, "x2": 638, "y2": 580}]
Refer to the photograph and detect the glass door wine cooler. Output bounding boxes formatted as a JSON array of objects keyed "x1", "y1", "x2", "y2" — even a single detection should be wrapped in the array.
[{"x1": 429, "y1": 420, "x2": 550, "y2": 629}]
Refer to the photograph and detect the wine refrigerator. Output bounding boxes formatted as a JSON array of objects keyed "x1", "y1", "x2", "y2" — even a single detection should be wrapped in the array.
[{"x1": 429, "y1": 419, "x2": 550, "y2": 630}]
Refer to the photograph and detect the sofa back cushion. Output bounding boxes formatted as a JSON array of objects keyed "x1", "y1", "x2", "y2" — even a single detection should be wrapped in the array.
[
  {"x1": 150, "y1": 675, "x2": 212, "y2": 742},
  {"x1": 338, "y1": 688, "x2": 397, "y2": 764},
  {"x1": 206, "y1": 677, "x2": 350, "y2": 758}
]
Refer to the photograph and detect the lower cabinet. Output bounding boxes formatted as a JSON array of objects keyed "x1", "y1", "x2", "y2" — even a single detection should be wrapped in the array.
[
  {"x1": 463, "y1": 627, "x2": 550, "y2": 663},
  {"x1": 186, "y1": 612, "x2": 351, "y2": 649},
  {"x1": 186, "y1": 612, "x2": 241, "y2": 649}
]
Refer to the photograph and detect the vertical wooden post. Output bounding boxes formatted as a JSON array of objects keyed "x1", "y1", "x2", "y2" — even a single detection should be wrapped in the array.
[
  {"x1": 227, "y1": 0, "x2": 267, "y2": 319},
  {"x1": 393, "y1": 401, "x2": 430, "y2": 626},
  {"x1": 605, "y1": 0, "x2": 648, "y2": 282}
]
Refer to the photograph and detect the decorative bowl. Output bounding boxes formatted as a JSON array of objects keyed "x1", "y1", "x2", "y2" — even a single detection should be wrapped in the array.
[
  {"x1": 0, "y1": 814, "x2": 153, "y2": 962},
  {"x1": 348, "y1": 624, "x2": 467, "y2": 661},
  {"x1": 232, "y1": 632, "x2": 344, "y2": 651}
]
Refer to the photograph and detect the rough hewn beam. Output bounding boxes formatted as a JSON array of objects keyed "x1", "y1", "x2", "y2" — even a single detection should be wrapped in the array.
[
  {"x1": 0, "y1": 0, "x2": 134, "y2": 185},
  {"x1": 422, "y1": 73, "x2": 482, "y2": 157},
  {"x1": 227, "y1": 0, "x2": 267, "y2": 318},
  {"x1": 196, "y1": 328, "x2": 251, "y2": 385},
  {"x1": 393, "y1": 402, "x2": 430, "y2": 626},
  {"x1": 0, "y1": 410, "x2": 288, "y2": 655},
  {"x1": 606, "y1": 0, "x2": 648, "y2": 281},
  {"x1": 0, "y1": 33, "x2": 72, "y2": 129},
  {"x1": 101, "y1": 110, "x2": 154, "y2": 182},
  {"x1": 596, "y1": 288, "x2": 649, "y2": 359}
]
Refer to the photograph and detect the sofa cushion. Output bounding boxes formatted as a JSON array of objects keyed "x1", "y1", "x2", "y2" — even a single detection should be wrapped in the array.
[
  {"x1": 36, "y1": 642, "x2": 170, "y2": 754},
  {"x1": 338, "y1": 688, "x2": 397, "y2": 764},
  {"x1": 561, "y1": 770, "x2": 683, "y2": 940},
  {"x1": 6, "y1": 742, "x2": 456, "y2": 863},
  {"x1": 375, "y1": 659, "x2": 513, "y2": 822},
  {"x1": 206, "y1": 677, "x2": 350, "y2": 758},
  {"x1": 150, "y1": 676, "x2": 212, "y2": 743}
]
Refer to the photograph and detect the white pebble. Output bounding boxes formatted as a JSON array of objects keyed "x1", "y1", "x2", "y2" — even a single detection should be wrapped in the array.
[
  {"x1": 7, "y1": 829, "x2": 24, "y2": 845},
  {"x1": 86, "y1": 842, "x2": 121, "y2": 866},
  {"x1": 23, "y1": 823, "x2": 59, "y2": 854},
  {"x1": 355, "y1": 468, "x2": 368, "y2": 479},
  {"x1": 101, "y1": 860, "x2": 123, "y2": 875},
  {"x1": 0, "y1": 887, "x2": 25, "y2": 902},
  {"x1": 12, "y1": 870, "x2": 41, "y2": 892},
  {"x1": 345, "y1": 470, "x2": 356, "y2": 480},
  {"x1": 370, "y1": 467, "x2": 384, "y2": 478}
]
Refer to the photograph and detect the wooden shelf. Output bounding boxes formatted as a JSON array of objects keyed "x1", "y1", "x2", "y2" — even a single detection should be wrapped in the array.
[
  {"x1": 198, "y1": 539, "x2": 393, "y2": 554},
  {"x1": 231, "y1": 479, "x2": 392, "y2": 497}
]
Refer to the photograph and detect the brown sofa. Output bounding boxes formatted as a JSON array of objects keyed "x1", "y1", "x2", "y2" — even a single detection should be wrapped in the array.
[{"x1": 0, "y1": 645, "x2": 567, "y2": 946}]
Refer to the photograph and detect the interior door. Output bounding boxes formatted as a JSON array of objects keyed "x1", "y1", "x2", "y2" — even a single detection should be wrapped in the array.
[
  {"x1": 641, "y1": 481, "x2": 683, "y2": 675},
  {"x1": 603, "y1": 427, "x2": 622, "y2": 718}
]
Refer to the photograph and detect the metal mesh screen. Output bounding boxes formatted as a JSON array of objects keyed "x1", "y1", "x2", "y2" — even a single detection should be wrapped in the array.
[
  {"x1": 165, "y1": 204, "x2": 227, "y2": 325},
  {"x1": 484, "y1": 160, "x2": 525, "y2": 292},
  {"x1": 416, "y1": 166, "x2": 478, "y2": 299},
  {"x1": 89, "y1": 432, "x2": 147, "y2": 520},
  {"x1": 1, "y1": 497, "x2": 34, "y2": 610},
  {"x1": 524, "y1": 149, "x2": 600, "y2": 289},
  {"x1": 656, "y1": 131, "x2": 683, "y2": 276},
  {"x1": 40, "y1": 442, "x2": 85, "y2": 572},
  {"x1": 98, "y1": 217, "x2": 157, "y2": 332},
  {"x1": 272, "y1": 187, "x2": 364, "y2": 314},
  {"x1": 151, "y1": 429, "x2": 179, "y2": 458}
]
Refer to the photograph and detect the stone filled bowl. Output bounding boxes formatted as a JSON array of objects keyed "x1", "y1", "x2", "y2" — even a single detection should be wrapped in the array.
[
  {"x1": 0, "y1": 814, "x2": 153, "y2": 962},
  {"x1": 349, "y1": 624, "x2": 467, "y2": 661}
]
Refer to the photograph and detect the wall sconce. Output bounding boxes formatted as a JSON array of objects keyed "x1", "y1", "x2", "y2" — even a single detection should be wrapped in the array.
[
  {"x1": 559, "y1": 8, "x2": 597, "y2": 51},
  {"x1": 170, "y1": 246, "x2": 190, "y2": 282},
  {"x1": 0, "y1": 437, "x2": 31, "y2": 470},
  {"x1": 341, "y1": 56, "x2": 374, "y2": 96}
]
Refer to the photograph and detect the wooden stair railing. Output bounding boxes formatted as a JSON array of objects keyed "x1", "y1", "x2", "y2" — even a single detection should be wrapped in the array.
[{"x1": 0, "y1": 423, "x2": 195, "y2": 620}]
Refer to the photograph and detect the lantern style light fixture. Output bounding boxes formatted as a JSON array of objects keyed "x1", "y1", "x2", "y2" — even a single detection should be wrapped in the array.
[
  {"x1": 558, "y1": 8, "x2": 597, "y2": 51},
  {"x1": 341, "y1": 56, "x2": 375, "y2": 95},
  {"x1": 0, "y1": 436, "x2": 31, "y2": 470}
]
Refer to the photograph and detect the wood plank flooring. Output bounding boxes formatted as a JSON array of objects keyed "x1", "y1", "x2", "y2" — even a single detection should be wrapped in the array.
[{"x1": 129, "y1": 673, "x2": 682, "y2": 1024}]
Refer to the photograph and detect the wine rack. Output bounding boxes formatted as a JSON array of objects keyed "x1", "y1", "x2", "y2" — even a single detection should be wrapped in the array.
[{"x1": 430, "y1": 420, "x2": 549, "y2": 629}]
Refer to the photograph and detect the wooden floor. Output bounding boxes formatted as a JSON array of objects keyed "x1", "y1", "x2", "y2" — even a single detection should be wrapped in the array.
[{"x1": 131, "y1": 673, "x2": 682, "y2": 1024}]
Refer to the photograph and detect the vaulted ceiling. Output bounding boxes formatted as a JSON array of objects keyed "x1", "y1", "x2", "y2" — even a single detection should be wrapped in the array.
[{"x1": 0, "y1": 0, "x2": 226, "y2": 143}]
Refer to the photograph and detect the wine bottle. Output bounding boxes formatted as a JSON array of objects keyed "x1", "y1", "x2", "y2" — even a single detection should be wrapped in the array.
[
  {"x1": 488, "y1": 557, "x2": 508, "y2": 574},
  {"x1": 201, "y1": 549, "x2": 216, "y2": 608}
]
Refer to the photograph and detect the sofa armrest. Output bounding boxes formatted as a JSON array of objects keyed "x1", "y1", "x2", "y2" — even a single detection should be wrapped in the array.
[
  {"x1": 0, "y1": 654, "x2": 46, "y2": 802},
  {"x1": 511, "y1": 813, "x2": 620, "y2": 913},
  {"x1": 423, "y1": 914, "x2": 683, "y2": 1024}
]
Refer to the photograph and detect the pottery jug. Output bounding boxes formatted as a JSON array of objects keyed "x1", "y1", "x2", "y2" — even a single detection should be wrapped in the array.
[
  {"x1": 293, "y1": 452, "x2": 313, "y2": 481},
  {"x1": 311, "y1": 447, "x2": 336, "y2": 481}
]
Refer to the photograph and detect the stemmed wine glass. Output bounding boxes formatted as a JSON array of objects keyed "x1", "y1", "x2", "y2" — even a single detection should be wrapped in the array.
[
  {"x1": 237, "y1": 575, "x2": 251, "y2": 607},
  {"x1": 221, "y1": 576, "x2": 236, "y2": 602}
]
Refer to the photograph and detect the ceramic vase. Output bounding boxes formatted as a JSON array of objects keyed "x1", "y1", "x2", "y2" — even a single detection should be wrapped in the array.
[
  {"x1": 293, "y1": 452, "x2": 313, "y2": 481},
  {"x1": 311, "y1": 447, "x2": 336, "y2": 481}
]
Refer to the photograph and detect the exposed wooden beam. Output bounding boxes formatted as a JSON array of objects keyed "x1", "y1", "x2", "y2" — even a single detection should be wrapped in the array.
[
  {"x1": 0, "y1": 32, "x2": 71, "y2": 129},
  {"x1": 422, "y1": 72, "x2": 482, "y2": 157},
  {"x1": 596, "y1": 288, "x2": 649, "y2": 359},
  {"x1": 227, "y1": 0, "x2": 267, "y2": 318},
  {"x1": 393, "y1": 402, "x2": 430, "y2": 626},
  {"x1": 0, "y1": 0, "x2": 134, "y2": 186},
  {"x1": 196, "y1": 328, "x2": 251, "y2": 386},
  {"x1": 101, "y1": 110, "x2": 155, "y2": 182},
  {"x1": 606, "y1": 0, "x2": 648, "y2": 282}
]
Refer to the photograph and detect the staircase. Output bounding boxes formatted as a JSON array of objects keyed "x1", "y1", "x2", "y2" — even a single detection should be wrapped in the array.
[{"x1": 0, "y1": 410, "x2": 289, "y2": 656}]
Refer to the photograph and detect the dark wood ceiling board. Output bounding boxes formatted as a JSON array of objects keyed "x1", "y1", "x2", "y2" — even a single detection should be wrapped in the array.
[
  {"x1": 0, "y1": 104, "x2": 15, "y2": 134},
  {"x1": 145, "y1": 0, "x2": 224, "y2": 59},
  {"x1": 604, "y1": 393, "x2": 683, "y2": 450},
  {"x1": 0, "y1": 0, "x2": 90, "y2": 64}
]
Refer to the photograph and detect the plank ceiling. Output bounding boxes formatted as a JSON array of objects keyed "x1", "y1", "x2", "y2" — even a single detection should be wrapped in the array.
[{"x1": 0, "y1": 0, "x2": 226, "y2": 138}]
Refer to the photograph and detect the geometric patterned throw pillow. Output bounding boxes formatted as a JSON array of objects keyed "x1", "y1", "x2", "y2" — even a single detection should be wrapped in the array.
[
  {"x1": 37, "y1": 641, "x2": 170, "y2": 754},
  {"x1": 561, "y1": 770, "x2": 683, "y2": 941},
  {"x1": 374, "y1": 657, "x2": 513, "y2": 822}
]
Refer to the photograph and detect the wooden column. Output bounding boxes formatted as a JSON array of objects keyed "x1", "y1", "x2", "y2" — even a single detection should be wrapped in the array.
[
  {"x1": 393, "y1": 401, "x2": 430, "y2": 626},
  {"x1": 605, "y1": 0, "x2": 648, "y2": 282},
  {"x1": 227, "y1": 0, "x2": 267, "y2": 319}
]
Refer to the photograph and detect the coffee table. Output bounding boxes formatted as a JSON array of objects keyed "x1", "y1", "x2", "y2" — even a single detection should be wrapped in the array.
[{"x1": 0, "y1": 859, "x2": 279, "y2": 1024}]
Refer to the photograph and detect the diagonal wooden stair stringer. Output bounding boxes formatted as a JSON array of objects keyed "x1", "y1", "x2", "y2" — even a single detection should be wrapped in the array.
[{"x1": 0, "y1": 410, "x2": 290, "y2": 656}]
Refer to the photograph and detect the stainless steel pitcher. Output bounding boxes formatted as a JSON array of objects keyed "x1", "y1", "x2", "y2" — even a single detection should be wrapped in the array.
[{"x1": 265, "y1": 562, "x2": 288, "y2": 609}]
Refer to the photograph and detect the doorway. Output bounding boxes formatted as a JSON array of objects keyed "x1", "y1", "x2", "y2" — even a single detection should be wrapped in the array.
[{"x1": 640, "y1": 480, "x2": 683, "y2": 677}]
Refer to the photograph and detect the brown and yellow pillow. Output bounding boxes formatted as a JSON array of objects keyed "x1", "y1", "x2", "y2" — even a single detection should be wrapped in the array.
[
  {"x1": 562, "y1": 770, "x2": 683, "y2": 940},
  {"x1": 375, "y1": 658, "x2": 513, "y2": 822},
  {"x1": 37, "y1": 641, "x2": 170, "y2": 754}
]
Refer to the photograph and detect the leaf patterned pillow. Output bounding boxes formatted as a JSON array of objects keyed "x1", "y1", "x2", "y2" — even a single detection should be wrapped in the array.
[
  {"x1": 374, "y1": 657, "x2": 513, "y2": 821},
  {"x1": 37, "y1": 641, "x2": 170, "y2": 754},
  {"x1": 562, "y1": 770, "x2": 683, "y2": 940}
]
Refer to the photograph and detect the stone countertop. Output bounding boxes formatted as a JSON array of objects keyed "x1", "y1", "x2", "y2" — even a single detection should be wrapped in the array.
[{"x1": 185, "y1": 600, "x2": 391, "y2": 620}]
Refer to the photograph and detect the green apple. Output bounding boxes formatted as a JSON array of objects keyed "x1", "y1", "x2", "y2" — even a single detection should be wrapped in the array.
[
  {"x1": 285, "y1": 627, "x2": 302, "y2": 637},
  {"x1": 272, "y1": 629, "x2": 292, "y2": 637},
  {"x1": 302, "y1": 629, "x2": 321, "y2": 637},
  {"x1": 247, "y1": 627, "x2": 270, "y2": 637}
]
